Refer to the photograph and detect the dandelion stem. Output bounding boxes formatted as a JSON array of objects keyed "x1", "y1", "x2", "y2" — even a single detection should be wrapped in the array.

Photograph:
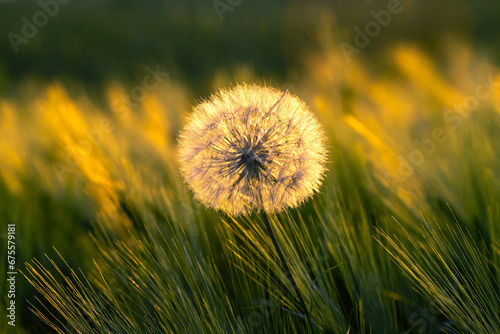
[{"x1": 261, "y1": 210, "x2": 313, "y2": 333}]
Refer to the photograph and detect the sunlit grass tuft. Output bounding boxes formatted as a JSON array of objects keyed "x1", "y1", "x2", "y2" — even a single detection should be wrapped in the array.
[{"x1": 377, "y1": 214, "x2": 500, "y2": 333}]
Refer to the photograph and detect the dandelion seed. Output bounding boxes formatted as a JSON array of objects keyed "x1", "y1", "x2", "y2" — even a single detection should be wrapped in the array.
[{"x1": 178, "y1": 84, "x2": 327, "y2": 216}]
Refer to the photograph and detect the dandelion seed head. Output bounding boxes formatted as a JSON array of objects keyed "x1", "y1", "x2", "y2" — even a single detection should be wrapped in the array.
[{"x1": 178, "y1": 84, "x2": 327, "y2": 215}]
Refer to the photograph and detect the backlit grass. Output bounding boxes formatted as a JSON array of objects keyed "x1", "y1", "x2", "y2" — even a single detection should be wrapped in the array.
[{"x1": 1, "y1": 18, "x2": 500, "y2": 334}]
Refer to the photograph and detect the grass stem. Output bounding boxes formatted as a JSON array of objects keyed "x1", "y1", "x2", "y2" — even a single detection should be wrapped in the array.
[{"x1": 261, "y1": 210, "x2": 314, "y2": 333}]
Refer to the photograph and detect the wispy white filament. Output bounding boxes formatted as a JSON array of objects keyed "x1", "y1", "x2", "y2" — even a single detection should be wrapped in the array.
[{"x1": 178, "y1": 84, "x2": 327, "y2": 216}]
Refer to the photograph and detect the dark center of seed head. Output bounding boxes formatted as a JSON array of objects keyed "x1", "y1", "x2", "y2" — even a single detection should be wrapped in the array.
[{"x1": 238, "y1": 146, "x2": 267, "y2": 179}]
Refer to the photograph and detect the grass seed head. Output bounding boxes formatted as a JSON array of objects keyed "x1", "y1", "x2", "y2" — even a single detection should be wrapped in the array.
[{"x1": 178, "y1": 84, "x2": 327, "y2": 215}]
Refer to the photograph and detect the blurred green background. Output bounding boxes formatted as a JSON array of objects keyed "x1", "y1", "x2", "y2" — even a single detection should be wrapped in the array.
[{"x1": 0, "y1": 0, "x2": 499, "y2": 96}]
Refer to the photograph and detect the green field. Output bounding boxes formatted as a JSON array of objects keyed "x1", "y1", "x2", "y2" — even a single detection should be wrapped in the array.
[{"x1": 1, "y1": 1, "x2": 500, "y2": 333}]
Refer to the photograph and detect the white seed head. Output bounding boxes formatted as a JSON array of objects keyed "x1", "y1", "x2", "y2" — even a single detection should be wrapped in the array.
[{"x1": 178, "y1": 84, "x2": 327, "y2": 216}]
